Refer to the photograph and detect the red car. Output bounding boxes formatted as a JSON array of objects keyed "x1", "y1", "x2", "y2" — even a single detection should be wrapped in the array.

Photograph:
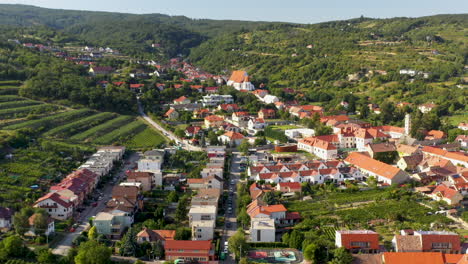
[{"x1": 92, "y1": 202, "x2": 98, "y2": 207}]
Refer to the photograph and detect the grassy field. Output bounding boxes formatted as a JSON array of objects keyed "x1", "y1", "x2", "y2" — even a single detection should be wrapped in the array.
[
  {"x1": 269, "y1": 124, "x2": 301, "y2": 130},
  {"x1": 123, "y1": 127, "x2": 167, "y2": 149},
  {"x1": 445, "y1": 113, "x2": 468, "y2": 126}
]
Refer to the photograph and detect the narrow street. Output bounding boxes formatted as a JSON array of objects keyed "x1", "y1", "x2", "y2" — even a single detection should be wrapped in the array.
[
  {"x1": 52, "y1": 152, "x2": 140, "y2": 256},
  {"x1": 137, "y1": 97, "x2": 203, "y2": 152},
  {"x1": 221, "y1": 151, "x2": 242, "y2": 264}
]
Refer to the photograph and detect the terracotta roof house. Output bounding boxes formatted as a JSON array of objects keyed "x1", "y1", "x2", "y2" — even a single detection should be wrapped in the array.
[
  {"x1": 204, "y1": 115, "x2": 224, "y2": 128},
  {"x1": 34, "y1": 192, "x2": 73, "y2": 220},
  {"x1": 136, "y1": 228, "x2": 175, "y2": 244},
  {"x1": 185, "y1": 126, "x2": 202, "y2": 137},
  {"x1": 345, "y1": 152, "x2": 409, "y2": 185},
  {"x1": 218, "y1": 131, "x2": 245, "y2": 146},
  {"x1": 218, "y1": 103, "x2": 239, "y2": 112},
  {"x1": 335, "y1": 230, "x2": 380, "y2": 253},
  {"x1": 164, "y1": 240, "x2": 215, "y2": 263},
  {"x1": 173, "y1": 96, "x2": 191, "y2": 105},
  {"x1": 425, "y1": 130, "x2": 446, "y2": 141},
  {"x1": 126, "y1": 171, "x2": 153, "y2": 192},
  {"x1": 247, "y1": 200, "x2": 300, "y2": 227},
  {"x1": 418, "y1": 103, "x2": 438, "y2": 114},
  {"x1": 258, "y1": 108, "x2": 276, "y2": 119},
  {"x1": 422, "y1": 146, "x2": 468, "y2": 167},
  {"x1": 366, "y1": 142, "x2": 397, "y2": 159},
  {"x1": 298, "y1": 137, "x2": 338, "y2": 160},
  {"x1": 276, "y1": 182, "x2": 301, "y2": 193},
  {"x1": 164, "y1": 108, "x2": 179, "y2": 120},
  {"x1": 383, "y1": 252, "x2": 445, "y2": 264},
  {"x1": 397, "y1": 144, "x2": 420, "y2": 156},
  {"x1": 429, "y1": 184, "x2": 463, "y2": 205},
  {"x1": 457, "y1": 122, "x2": 468, "y2": 131}
]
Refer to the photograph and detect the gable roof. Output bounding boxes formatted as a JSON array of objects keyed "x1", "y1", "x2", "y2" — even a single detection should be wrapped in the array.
[
  {"x1": 345, "y1": 152, "x2": 404, "y2": 180},
  {"x1": 165, "y1": 240, "x2": 212, "y2": 250},
  {"x1": 382, "y1": 252, "x2": 444, "y2": 264},
  {"x1": 35, "y1": 192, "x2": 73, "y2": 208},
  {"x1": 229, "y1": 70, "x2": 250, "y2": 83},
  {"x1": 223, "y1": 131, "x2": 244, "y2": 140}
]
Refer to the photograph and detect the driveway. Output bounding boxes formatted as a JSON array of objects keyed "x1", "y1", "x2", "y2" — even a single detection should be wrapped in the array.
[
  {"x1": 137, "y1": 97, "x2": 203, "y2": 152},
  {"x1": 52, "y1": 152, "x2": 140, "y2": 256}
]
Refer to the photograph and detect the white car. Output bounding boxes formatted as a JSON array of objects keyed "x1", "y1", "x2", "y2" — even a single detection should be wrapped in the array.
[{"x1": 224, "y1": 241, "x2": 228, "y2": 246}]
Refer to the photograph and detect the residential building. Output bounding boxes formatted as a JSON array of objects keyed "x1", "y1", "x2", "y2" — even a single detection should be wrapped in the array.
[
  {"x1": 188, "y1": 175, "x2": 223, "y2": 190},
  {"x1": 285, "y1": 128, "x2": 315, "y2": 139},
  {"x1": 201, "y1": 94, "x2": 234, "y2": 107},
  {"x1": 458, "y1": 122, "x2": 468, "y2": 131},
  {"x1": 218, "y1": 131, "x2": 245, "y2": 146},
  {"x1": 227, "y1": 70, "x2": 255, "y2": 91},
  {"x1": 335, "y1": 230, "x2": 379, "y2": 253},
  {"x1": 26, "y1": 213, "x2": 54, "y2": 237},
  {"x1": 392, "y1": 230, "x2": 461, "y2": 254},
  {"x1": 173, "y1": 96, "x2": 191, "y2": 105},
  {"x1": 126, "y1": 171, "x2": 153, "y2": 192},
  {"x1": 247, "y1": 200, "x2": 300, "y2": 226},
  {"x1": 191, "y1": 219, "x2": 215, "y2": 240},
  {"x1": 0, "y1": 207, "x2": 13, "y2": 231},
  {"x1": 164, "y1": 240, "x2": 215, "y2": 263},
  {"x1": 204, "y1": 115, "x2": 224, "y2": 128},
  {"x1": 165, "y1": 108, "x2": 179, "y2": 120},
  {"x1": 298, "y1": 137, "x2": 338, "y2": 160},
  {"x1": 34, "y1": 192, "x2": 74, "y2": 220},
  {"x1": 261, "y1": 94, "x2": 280, "y2": 104},
  {"x1": 276, "y1": 182, "x2": 301, "y2": 193},
  {"x1": 258, "y1": 109, "x2": 276, "y2": 119},
  {"x1": 185, "y1": 126, "x2": 202, "y2": 137},
  {"x1": 397, "y1": 154, "x2": 423, "y2": 171},
  {"x1": 366, "y1": 142, "x2": 397, "y2": 159},
  {"x1": 137, "y1": 149, "x2": 164, "y2": 186},
  {"x1": 247, "y1": 118, "x2": 267, "y2": 132},
  {"x1": 250, "y1": 218, "x2": 276, "y2": 242},
  {"x1": 136, "y1": 228, "x2": 175, "y2": 245},
  {"x1": 418, "y1": 103, "x2": 437, "y2": 114},
  {"x1": 218, "y1": 103, "x2": 240, "y2": 112},
  {"x1": 94, "y1": 211, "x2": 132, "y2": 239},
  {"x1": 455, "y1": 135, "x2": 467, "y2": 148},
  {"x1": 345, "y1": 152, "x2": 409, "y2": 185},
  {"x1": 188, "y1": 205, "x2": 217, "y2": 224},
  {"x1": 191, "y1": 188, "x2": 221, "y2": 207},
  {"x1": 429, "y1": 184, "x2": 464, "y2": 205},
  {"x1": 421, "y1": 146, "x2": 468, "y2": 167},
  {"x1": 425, "y1": 130, "x2": 446, "y2": 141}
]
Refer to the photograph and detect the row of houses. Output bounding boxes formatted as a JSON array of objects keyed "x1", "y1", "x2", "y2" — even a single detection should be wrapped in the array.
[{"x1": 34, "y1": 146, "x2": 125, "y2": 220}]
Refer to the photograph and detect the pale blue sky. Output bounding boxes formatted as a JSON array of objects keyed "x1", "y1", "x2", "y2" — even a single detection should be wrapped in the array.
[{"x1": 0, "y1": 0, "x2": 467, "y2": 23}]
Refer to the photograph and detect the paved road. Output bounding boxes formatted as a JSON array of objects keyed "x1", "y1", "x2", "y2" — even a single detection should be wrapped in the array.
[
  {"x1": 137, "y1": 97, "x2": 203, "y2": 152},
  {"x1": 221, "y1": 151, "x2": 243, "y2": 263},
  {"x1": 52, "y1": 153, "x2": 140, "y2": 256}
]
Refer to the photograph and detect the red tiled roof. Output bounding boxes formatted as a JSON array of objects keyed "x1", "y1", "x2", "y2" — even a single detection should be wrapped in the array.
[
  {"x1": 35, "y1": 192, "x2": 72, "y2": 208},
  {"x1": 205, "y1": 115, "x2": 224, "y2": 122},
  {"x1": 383, "y1": 252, "x2": 444, "y2": 264},
  {"x1": 345, "y1": 152, "x2": 404, "y2": 180},
  {"x1": 164, "y1": 240, "x2": 212, "y2": 250},
  {"x1": 174, "y1": 96, "x2": 188, "y2": 102},
  {"x1": 229, "y1": 70, "x2": 250, "y2": 83},
  {"x1": 223, "y1": 131, "x2": 244, "y2": 140}
]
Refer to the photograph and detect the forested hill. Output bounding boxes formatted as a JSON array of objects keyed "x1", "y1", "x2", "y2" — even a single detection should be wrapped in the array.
[
  {"x1": 189, "y1": 14, "x2": 468, "y2": 108},
  {"x1": 0, "y1": 4, "x2": 273, "y2": 57}
]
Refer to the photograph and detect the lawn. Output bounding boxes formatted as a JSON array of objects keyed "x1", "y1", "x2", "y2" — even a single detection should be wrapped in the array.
[
  {"x1": 445, "y1": 113, "x2": 468, "y2": 126},
  {"x1": 123, "y1": 127, "x2": 167, "y2": 149},
  {"x1": 269, "y1": 124, "x2": 301, "y2": 130}
]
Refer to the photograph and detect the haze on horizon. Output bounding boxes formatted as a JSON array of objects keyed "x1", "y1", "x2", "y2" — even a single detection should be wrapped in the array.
[{"x1": 0, "y1": 0, "x2": 467, "y2": 24}]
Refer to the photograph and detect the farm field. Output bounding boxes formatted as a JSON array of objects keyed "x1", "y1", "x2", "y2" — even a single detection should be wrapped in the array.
[{"x1": 0, "y1": 85, "x2": 167, "y2": 149}]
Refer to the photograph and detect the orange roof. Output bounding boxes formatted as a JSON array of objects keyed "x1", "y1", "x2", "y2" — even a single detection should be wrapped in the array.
[
  {"x1": 345, "y1": 152, "x2": 404, "y2": 180},
  {"x1": 426, "y1": 130, "x2": 446, "y2": 139},
  {"x1": 154, "y1": 230, "x2": 176, "y2": 240},
  {"x1": 383, "y1": 252, "x2": 444, "y2": 264},
  {"x1": 165, "y1": 108, "x2": 176, "y2": 117},
  {"x1": 229, "y1": 70, "x2": 250, "y2": 83},
  {"x1": 443, "y1": 254, "x2": 465, "y2": 264},
  {"x1": 223, "y1": 131, "x2": 244, "y2": 140},
  {"x1": 187, "y1": 178, "x2": 205, "y2": 184},
  {"x1": 431, "y1": 184, "x2": 460, "y2": 199},
  {"x1": 204, "y1": 115, "x2": 224, "y2": 122},
  {"x1": 174, "y1": 96, "x2": 188, "y2": 102},
  {"x1": 422, "y1": 146, "x2": 468, "y2": 163},
  {"x1": 165, "y1": 240, "x2": 212, "y2": 250}
]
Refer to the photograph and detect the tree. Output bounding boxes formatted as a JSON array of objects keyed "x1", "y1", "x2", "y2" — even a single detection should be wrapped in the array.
[
  {"x1": 0, "y1": 235, "x2": 27, "y2": 258},
  {"x1": 175, "y1": 227, "x2": 191, "y2": 240},
  {"x1": 261, "y1": 191, "x2": 278, "y2": 205},
  {"x1": 120, "y1": 227, "x2": 138, "y2": 257},
  {"x1": 228, "y1": 229, "x2": 249, "y2": 260},
  {"x1": 236, "y1": 208, "x2": 250, "y2": 228},
  {"x1": 330, "y1": 247, "x2": 353, "y2": 264},
  {"x1": 239, "y1": 257, "x2": 249, "y2": 264},
  {"x1": 208, "y1": 130, "x2": 219, "y2": 145},
  {"x1": 238, "y1": 139, "x2": 251, "y2": 155},
  {"x1": 13, "y1": 211, "x2": 30, "y2": 236},
  {"x1": 37, "y1": 249, "x2": 56, "y2": 264},
  {"x1": 175, "y1": 195, "x2": 189, "y2": 222},
  {"x1": 88, "y1": 226, "x2": 98, "y2": 241},
  {"x1": 303, "y1": 243, "x2": 318, "y2": 262},
  {"x1": 75, "y1": 240, "x2": 111, "y2": 264},
  {"x1": 288, "y1": 230, "x2": 304, "y2": 249},
  {"x1": 359, "y1": 104, "x2": 370, "y2": 119},
  {"x1": 315, "y1": 124, "x2": 333, "y2": 136},
  {"x1": 373, "y1": 151, "x2": 398, "y2": 164},
  {"x1": 167, "y1": 191, "x2": 179, "y2": 203},
  {"x1": 174, "y1": 128, "x2": 185, "y2": 138}
]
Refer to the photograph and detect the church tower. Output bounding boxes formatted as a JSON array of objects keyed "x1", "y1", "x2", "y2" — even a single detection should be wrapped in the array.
[{"x1": 404, "y1": 114, "x2": 411, "y2": 135}]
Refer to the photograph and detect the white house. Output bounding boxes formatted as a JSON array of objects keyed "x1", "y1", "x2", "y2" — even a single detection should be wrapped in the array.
[
  {"x1": 191, "y1": 220, "x2": 215, "y2": 241},
  {"x1": 250, "y1": 218, "x2": 276, "y2": 242},
  {"x1": 218, "y1": 131, "x2": 245, "y2": 146},
  {"x1": 0, "y1": 207, "x2": 13, "y2": 231},
  {"x1": 285, "y1": 128, "x2": 315, "y2": 139},
  {"x1": 201, "y1": 94, "x2": 234, "y2": 107},
  {"x1": 298, "y1": 137, "x2": 338, "y2": 160},
  {"x1": 261, "y1": 95, "x2": 279, "y2": 104},
  {"x1": 188, "y1": 205, "x2": 217, "y2": 224},
  {"x1": 137, "y1": 149, "x2": 164, "y2": 186},
  {"x1": 34, "y1": 193, "x2": 74, "y2": 220}
]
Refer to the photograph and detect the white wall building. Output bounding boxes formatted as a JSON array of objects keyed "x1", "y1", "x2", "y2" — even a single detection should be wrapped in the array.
[
  {"x1": 191, "y1": 220, "x2": 215, "y2": 241},
  {"x1": 250, "y1": 218, "x2": 276, "y2": 242}
]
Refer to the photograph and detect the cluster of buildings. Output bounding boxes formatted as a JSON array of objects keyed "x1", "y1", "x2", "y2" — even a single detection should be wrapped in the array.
[
  {"x1": 34, "y1": 147, "x2": 125, "y2": 221},
  {"x1": 248, "y1": 160, "x2": 363, "y2": 184},
  {"x1": 93, "y1": 149, "x2": 165, "y2": 239},
  {"x1": 335, "y1": 229, "x2": 466, "y2": 263}
]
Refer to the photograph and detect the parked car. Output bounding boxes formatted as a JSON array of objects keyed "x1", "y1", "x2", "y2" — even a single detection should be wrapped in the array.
[{"x1": 92, "y1": 202, "x2": 98, "y2": 207}]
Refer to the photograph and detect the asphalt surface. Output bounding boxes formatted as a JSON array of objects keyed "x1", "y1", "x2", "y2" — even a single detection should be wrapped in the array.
[
  {"x1": 137, "y1": 97, "x2": 203, "y2": 152},
  {"x1": 52, "y1": 152, "x2": 140, "y2": 256},
  {"x1": 221, "y1": 151, "x2": 242, "y2": 263}
]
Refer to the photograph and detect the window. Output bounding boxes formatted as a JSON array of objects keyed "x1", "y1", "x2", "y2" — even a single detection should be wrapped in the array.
[
  {"x1": 350, "y1": 241, "x2": 370, "y2": 248},
  {"x1": 432, "y1": 243, "x2": 451, "y2": 249}
]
